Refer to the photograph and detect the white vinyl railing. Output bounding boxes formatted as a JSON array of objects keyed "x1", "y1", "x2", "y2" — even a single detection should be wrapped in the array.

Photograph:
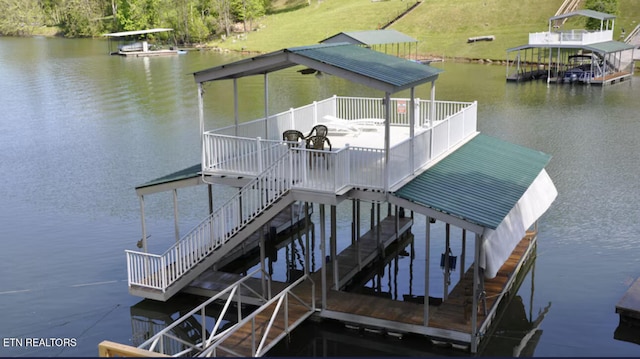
[
  {"x1": 202, "y1": 97, "x2": 477, "y2": 192},
  {"x1": 199, "y1": 274, "x2": 315, "y2": 357},
  {"x1": 528, "y1": 29, "x2": 613, "y2": 45},
  {"x1": 126, "y1": 97, "x2": 477, "y2": 293},
  {"x1": 127, "y1": 151, "x2": 294, "y2": 292},
  {"x1": 136, "y1": 268, "x2": 273, "y2": 357}
]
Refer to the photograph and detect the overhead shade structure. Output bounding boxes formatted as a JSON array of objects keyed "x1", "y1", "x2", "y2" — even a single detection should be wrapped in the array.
[{"x1": 393, "y1": 134, "x2": 558, "y2": 278}]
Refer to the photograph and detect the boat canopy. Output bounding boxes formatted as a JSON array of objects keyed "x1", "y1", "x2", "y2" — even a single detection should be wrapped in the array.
[{"x1": 103, "y1": 28, "x2": 174, "y2": 38}]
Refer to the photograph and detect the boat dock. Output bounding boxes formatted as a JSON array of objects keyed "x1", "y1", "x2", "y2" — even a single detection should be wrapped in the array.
[
  {"x1": 506, "y1": 10, "x2": 636, "y2": 85},
  {"x1": 616, "y1": 276, "x2": 640, "y2": 326},
  {"x1": 102, "y1": 40, "x2": 558, "y2": 357}
]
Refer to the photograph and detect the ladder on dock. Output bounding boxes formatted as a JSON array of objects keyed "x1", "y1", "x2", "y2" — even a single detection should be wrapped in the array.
[{"x1": 135, "y1": 268, "x2": 316, "y2": 357}]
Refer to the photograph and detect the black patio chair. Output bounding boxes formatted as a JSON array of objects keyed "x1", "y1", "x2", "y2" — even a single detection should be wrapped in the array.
[
  {"x1": 305, "y1": 135, "x2": 332, "y2": 169},
  {"x1": 282, "y1": 130, "x2": 304, "y2": 147},
  {"x1": 305, "y1": 124, "x2": 328, "y2": 139}
]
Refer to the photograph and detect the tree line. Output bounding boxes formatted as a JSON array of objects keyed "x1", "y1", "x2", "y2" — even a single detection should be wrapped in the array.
[{"x1": 0, "y1": 0, "x2": 275, "y2": 44}]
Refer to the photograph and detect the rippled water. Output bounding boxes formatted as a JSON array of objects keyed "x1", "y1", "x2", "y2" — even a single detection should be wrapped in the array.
[{"x1": 1, "y1": 36, "x2": 640, "y2": 357}]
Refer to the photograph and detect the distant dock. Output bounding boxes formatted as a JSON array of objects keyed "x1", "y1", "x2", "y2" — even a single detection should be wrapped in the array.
[{"x1": 616, "y1": 277, "x2": 640, "y2": 326}]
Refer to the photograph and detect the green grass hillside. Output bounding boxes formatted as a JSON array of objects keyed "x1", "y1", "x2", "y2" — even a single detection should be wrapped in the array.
[{"x1": 213, "y1": 0, "x2": 639, "y2": 61}]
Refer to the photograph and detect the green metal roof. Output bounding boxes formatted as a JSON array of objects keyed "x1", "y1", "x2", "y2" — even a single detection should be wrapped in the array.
[
  {"x1": 193, "y1": 43, "x2": 442, "y2": 93},
  {"x1": 320, "y1": 30, "x2": 418, "y2": 46},
  {"x1": 394, "y1": 134, "x2": 552, "y2": 230},
  {"x1": 549, "y1": 9, "x2": 616, "y2": 22},
  {"x1": 507, "y1": 40, "x2": 635, "y2": 53},
  {"x1": 586, "y1": 40, "x2": 636, "y2": 53},
  {"x1": 136, "y1": 164, "x2": 201, "y2": 190}
]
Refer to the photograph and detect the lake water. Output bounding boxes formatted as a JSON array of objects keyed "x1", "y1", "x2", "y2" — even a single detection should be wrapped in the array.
[{"x1": 1, "y1": 36, "x2": 640, "y2": 357}]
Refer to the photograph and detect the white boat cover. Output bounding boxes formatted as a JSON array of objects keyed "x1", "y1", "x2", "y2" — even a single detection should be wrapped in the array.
[{"x1": 480, "y1": 169, "x2": 558, "y2": 278}]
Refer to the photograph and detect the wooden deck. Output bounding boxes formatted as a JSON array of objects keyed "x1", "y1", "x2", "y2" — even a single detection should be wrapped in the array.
[
  {"x1": 176, "y1": 218, "x2": 536, "y2": 354},
  {"x1": 301, "y1": 232, "x2": 537, "y2": 347},
  {"x1": 591, "y1": 71, "x2": 634, "y2": 85}
]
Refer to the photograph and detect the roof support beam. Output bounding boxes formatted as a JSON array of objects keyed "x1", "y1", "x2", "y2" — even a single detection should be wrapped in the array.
[{"x1": 387, "y1": 195, "x2": 485, "y2": 235}]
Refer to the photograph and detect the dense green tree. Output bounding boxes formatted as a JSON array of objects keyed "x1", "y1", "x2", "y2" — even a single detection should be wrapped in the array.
[
  {"x1": 231, "y1": 0, "x2": 265, "y2": 32},
  {"x1": 116, "y1": 0, "x2": 161, "y2": 31},
  {"x1": 212, "y1": 0, "x2": 232, "y2": 37},
  {"x1": 164, "y1": 0, "x2": 213, "y2": 44},
  {"x1": 59, "y1": 0, "x2": 110, "y2": 36},
  {"x1": 584, "y1": 0, "x2": 618, "y2": 30},
  {"x1": 0, "y1": 0, "x2": 44, "y2": 35}
]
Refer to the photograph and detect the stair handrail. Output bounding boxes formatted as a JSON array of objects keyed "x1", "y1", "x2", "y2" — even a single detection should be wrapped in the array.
[
  {"x1": 199, "y1": 274, "x2": 315, "y2": 357},
  {"x1": 127, "y1": 148, "x2": 294, "y2": 291},
  {"x1": 136, "y1": 267, "x2": 272, "y2": 356}
]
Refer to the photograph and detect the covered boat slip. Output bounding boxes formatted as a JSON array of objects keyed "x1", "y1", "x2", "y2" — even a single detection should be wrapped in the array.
[
  {"x1": 119, "y1": 42, "x2": 557, "y2": 354},
  {"x1": 103, "y1": 28, "x2": 180, "y2": 57},
  {"x1": 506, "y1": 10, "x2": 636, "y2": 85}
]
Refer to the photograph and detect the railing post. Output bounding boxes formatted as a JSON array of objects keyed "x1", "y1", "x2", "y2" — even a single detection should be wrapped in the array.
[
  {"x1": 256, "y1": 137, "x2": 263, "y2": 174},
  {"x1": 161, "y1": 256, "x2": 167, "y2": 292},
  {"x1": 288, "y1": 150, "x2": 293, "y2": 188},
  {"x1": 289, "y1": 107, "x2": 295, "y2": 129},
  {"x1": 313, "y1": 101, "x2": 318, "y2": 124}
]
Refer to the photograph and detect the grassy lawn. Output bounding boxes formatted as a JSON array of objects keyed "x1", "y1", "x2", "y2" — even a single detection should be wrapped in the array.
[
  {"x1": 211, "y1": 0, "x2": 639, "y2": 61},
  {"x1": 210, "y1": 0, "x2": 419, "y2": 52}
]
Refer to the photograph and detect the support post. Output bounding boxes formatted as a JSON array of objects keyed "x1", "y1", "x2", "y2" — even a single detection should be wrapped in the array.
[
  {"x1": 264, "y1": 73, "x2": 269, "y2": 139},
  {"x1": 444, "y1": 223, "x2": 450, "y2": 300},
  {"x1": 320, "y1": 204, "x2": 327, "y2": 310},
  {"x1": 423, "y1": 216, "x2": 431, "y2": 326},
  {"x1": 471, "y1": 233, "x2": 482, "y2": 353},
  {"x1": 331, "y1": 205, "x2": 338, "y2": 290},
  {"x1": 383, "y1": 92, "x2": 391, "y2": 192},
  {"x1": 409, "y1": 87, "x2": 415, "y2": 174},
  {"x1": 233, "y1": 78, "x2": 239, "y2": 137},
  {"x1": 356, "y1": 199, "x2": 361, "y2": 270},
  {"x1": 260, "y1": 225, "x2": 267, "y2": 298},
  {"x1": 139, "y1": 195, "x2": 148, "y2": 252},
  {"x1": 173, "y1": 189, "x2": 180, "y2": 243},
  {"x1": 208, "y1": 184, "x2": 213, "y2": 215}
]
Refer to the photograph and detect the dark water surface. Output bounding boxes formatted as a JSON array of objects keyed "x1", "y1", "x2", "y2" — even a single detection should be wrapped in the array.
[{"x1": 1, "y1": 37, "x2": 640, "y2": 357}]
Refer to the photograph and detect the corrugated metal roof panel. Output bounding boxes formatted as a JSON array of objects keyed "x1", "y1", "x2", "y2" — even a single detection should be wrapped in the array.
[
  {"x1": 394, "y1": 134, "x2": 552, "y2": 229},
  {"x1": 194, "y1": 43, "x2": 442, "y2": 92},
  {"x1": 320, "y1": 30, "x2": 418, "y2": 45},
  {"x1": 289, "y1": 43, "x2": 442, "y2": 90},
  {"x1": 136, "y1": 164, "x2": 201, "y2": 189},
  {"x1": 549, "y1": 9, "x2": 616, "y2": 22}
]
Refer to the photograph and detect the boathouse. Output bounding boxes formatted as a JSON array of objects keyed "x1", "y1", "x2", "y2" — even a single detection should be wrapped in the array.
[
  {"x1": 103, "y1": 28, "x2": 180, "y2": 57},
  {"x1": 506, "y1": 10, "x2": 636, "y2": 85},
  {"x1": 109, "y1": 42, "x2": 558, "y2": 356},
  {"x1": 320, "y1": 29, "x2": 419, "y2": 61}
]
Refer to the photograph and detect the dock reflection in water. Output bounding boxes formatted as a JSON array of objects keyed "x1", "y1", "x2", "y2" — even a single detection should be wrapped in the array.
[{"x1": 128, "y1": 226, "x2": 550, "y2": 357}]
